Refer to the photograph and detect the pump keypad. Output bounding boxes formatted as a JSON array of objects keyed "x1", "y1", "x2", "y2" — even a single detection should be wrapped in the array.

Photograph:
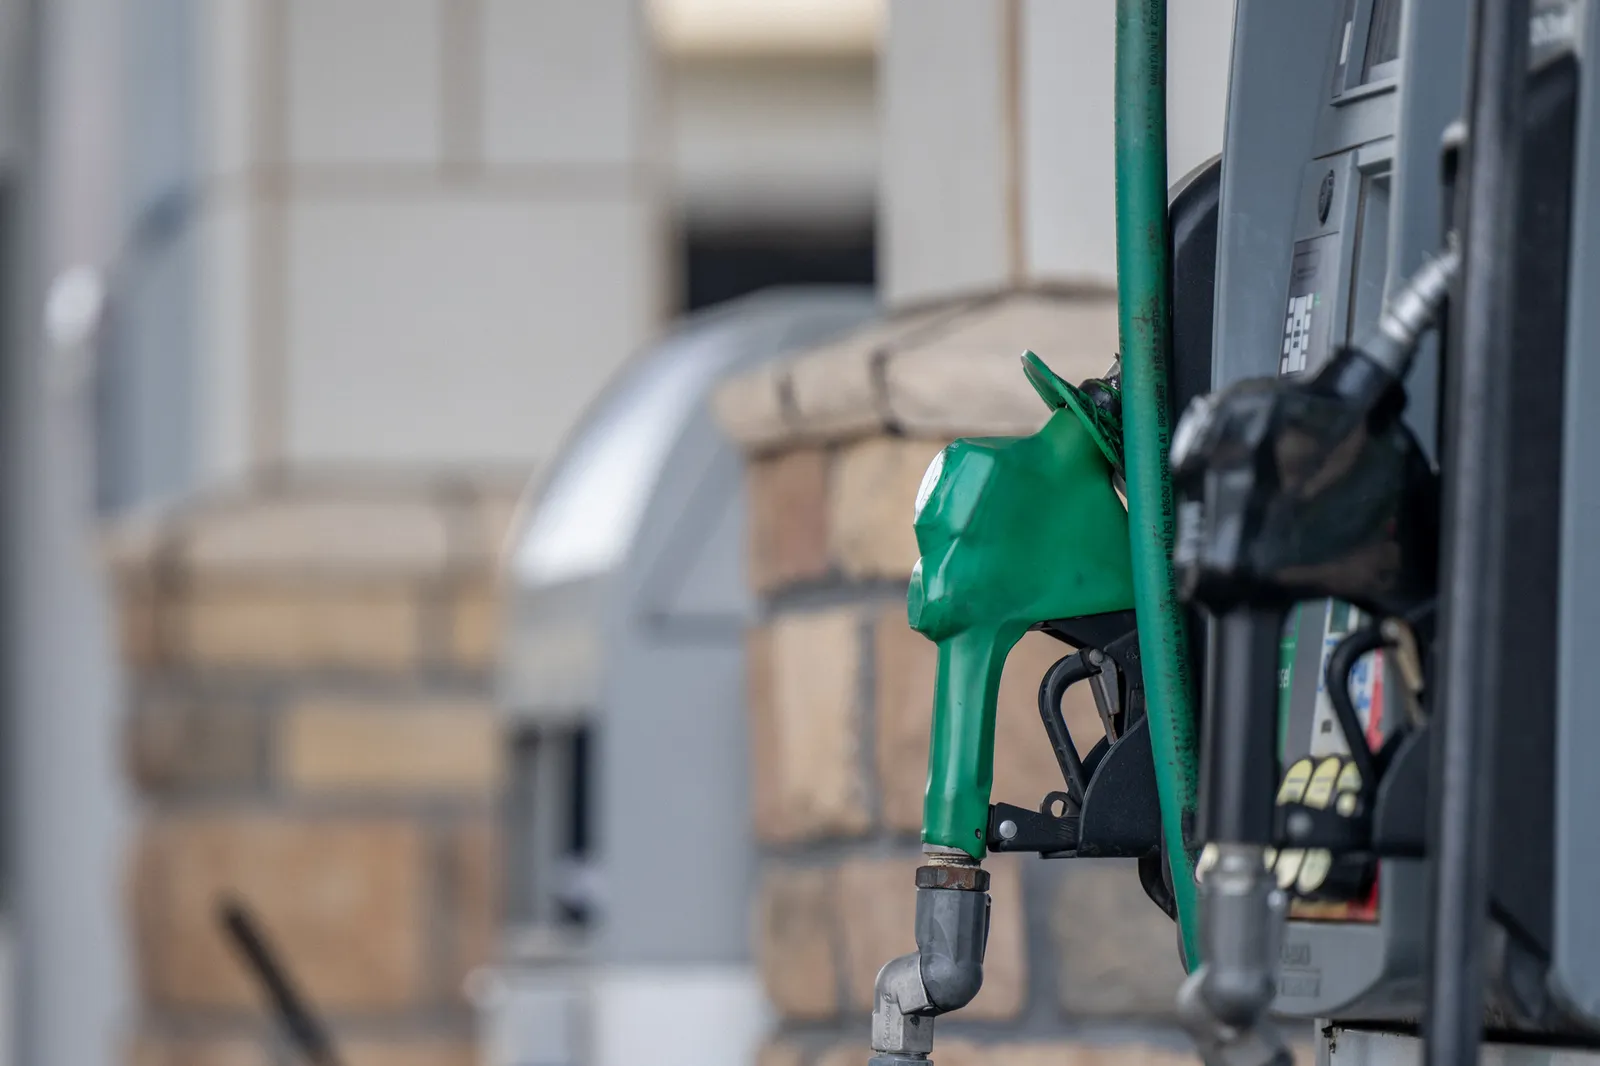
[{"x1": 1270, "y1": 756, "x2": 1375, "y2": 902}]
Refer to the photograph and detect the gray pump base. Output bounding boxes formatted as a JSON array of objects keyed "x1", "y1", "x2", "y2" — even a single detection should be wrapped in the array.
[{"x1": 1318, "y1": 1027, "x2": 1600, "y2": 1066}]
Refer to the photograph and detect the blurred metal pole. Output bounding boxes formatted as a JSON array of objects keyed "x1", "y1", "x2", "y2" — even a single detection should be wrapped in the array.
[
  {"x1": 3, "y1": 0, "x2": 131, "y2": 1064},
  {"x1": 0, "y1": 4, "x2": 32, "y2": 1063}
]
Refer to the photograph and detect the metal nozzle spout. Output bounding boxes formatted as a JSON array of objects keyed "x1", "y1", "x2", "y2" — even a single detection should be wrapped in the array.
[
  {"x1": 869, "y1": 952, "x2": 933, "y2": 1066},
  {"x1": 1178, "y1": 845, "x2": 1292, "y2": 1066},
  {"x1": 868, "y1": 868, "x2": 991, "y2": 1066}
]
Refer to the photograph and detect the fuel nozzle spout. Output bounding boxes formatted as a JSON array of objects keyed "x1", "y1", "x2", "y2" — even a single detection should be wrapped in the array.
[
  {"x1": 868, "y1": 857, "x2": 991, "y2": 1066},
  {"x1": 1178, "y1": 846, "x2": 1293, "y2": 1066},
  {"x1": 1174, "y1": 610, "x2": 1290, "y2": 1066}
]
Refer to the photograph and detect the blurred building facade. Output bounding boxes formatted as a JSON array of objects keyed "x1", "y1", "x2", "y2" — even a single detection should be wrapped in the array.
[
  {"x1": 88, "y1": 3, "x2": 882, "y2": 1066},
  {"x1": 106, "y1": 0, "x2": 664, "y2": 506},
  {"x1": 107, "y1": 3, "x2": 661, "y2": 1065}
]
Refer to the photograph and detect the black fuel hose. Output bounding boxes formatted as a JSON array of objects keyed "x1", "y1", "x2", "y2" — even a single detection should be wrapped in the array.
[{"x1": 1200, "y1": 608, "x2": 1283, "y2": 846}]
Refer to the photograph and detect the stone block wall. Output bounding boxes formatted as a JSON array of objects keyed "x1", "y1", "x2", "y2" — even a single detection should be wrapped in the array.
[
  {"x1": 719, "y1": 291, "x2": 1221, "y2": 1066},
  {"x1": 110, "y1": 481, "x2": 522, "y2": 1066}
]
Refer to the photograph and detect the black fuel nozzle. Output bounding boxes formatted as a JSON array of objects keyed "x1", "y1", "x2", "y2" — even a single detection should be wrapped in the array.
[
  {"x1": 1169, "y1": 349, "x2": 1440, "y2": 620},
  {"x1": 1168, "y1": 246, "x2": 1456, "y2": 1065},
  {"x1": 1170, "y1": 239, "x2": 1458, "y2": 620},
  {"x1": 1170, "y1": 242, "x2": 1457, "y2": 847}
]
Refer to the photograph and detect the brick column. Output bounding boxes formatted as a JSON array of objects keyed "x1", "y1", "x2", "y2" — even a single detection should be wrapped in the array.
[
  {"x1": 111, "y1": 481, "x2": 520, "y2": 1066},
  {"x1": 716, "y1": 292, "x2": 1222, "y2": 1066}
]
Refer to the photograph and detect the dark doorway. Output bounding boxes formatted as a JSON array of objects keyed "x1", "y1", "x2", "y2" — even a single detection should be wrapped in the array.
[{"x1": 681, "y1": 224, "x2": 876, "y2": 313}]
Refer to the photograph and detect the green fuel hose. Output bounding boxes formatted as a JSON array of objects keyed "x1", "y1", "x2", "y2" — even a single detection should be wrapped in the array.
[{"x1": 1113, "y1": 0, "x2": 1202, "y2": 967}]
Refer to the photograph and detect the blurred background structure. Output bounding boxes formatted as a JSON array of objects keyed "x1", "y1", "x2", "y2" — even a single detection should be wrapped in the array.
[{"x1": 0, "y1": 1, "x2": 1235, "y2": 1065}]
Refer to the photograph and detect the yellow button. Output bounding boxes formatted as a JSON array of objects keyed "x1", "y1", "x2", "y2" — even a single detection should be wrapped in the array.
[
  {"x1": 1297, "y1": 850, "x2": 1333, "y2": 894},
  {"x1": 1336, "y1": 761, "x2": 1362, "y2": 795},
  {"x1": 1278, "y1": 758, "x2": 1315, "y2": 804},
  {"x1": 1304, "y1": 757, "x2": 1342, "y2": 810},
  {"x1": 1276, "y1": 849, "x2": 1305, "y2": 891}
]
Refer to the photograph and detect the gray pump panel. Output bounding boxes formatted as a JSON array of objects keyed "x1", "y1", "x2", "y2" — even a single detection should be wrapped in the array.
[
  {"x1": 1212, "y1": 0, "x2": 1581, "y2": 1024},
  {"x1": 1554, "y1": 0, "x2": 1600, "y2": 1029},
  {"x1": 501, "y1": 288, "x2": 876, "y2": 965},
  {"x1": 593, "y1": 289, "x2": 874, "y2": 967},
  {"x1": 486, "y1": 290, "x2": 876, "y2": 1066}
]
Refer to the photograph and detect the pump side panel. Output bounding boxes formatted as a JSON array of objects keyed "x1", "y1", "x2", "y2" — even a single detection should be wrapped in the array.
[
  {"x1": 600, "y1": 422, "x2": 757, "y2": 966},
  {"x1": 1551, "y1": 0, "x2": 1600, "y2": 1026}
]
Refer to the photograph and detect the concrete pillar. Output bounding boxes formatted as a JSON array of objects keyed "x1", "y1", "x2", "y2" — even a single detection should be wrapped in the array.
[
  {"x1": 13, "y1": 3, "x2": 132, "y2": 1066},
  {"x1": 880, "y1": 0, "x2": 1235, "y2": 306}
]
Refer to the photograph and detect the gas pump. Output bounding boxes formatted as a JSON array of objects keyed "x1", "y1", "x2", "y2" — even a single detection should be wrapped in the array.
[
  {"x1": 863, "y1": 0, "x2": 1600, "y2": 1063},
  {"x1": 1172, "y1": 237, "x2": 1455, "y2": 1066},
  {"x1": 1174, "y1": 0, "x2": 1600, "y2": 1063}
]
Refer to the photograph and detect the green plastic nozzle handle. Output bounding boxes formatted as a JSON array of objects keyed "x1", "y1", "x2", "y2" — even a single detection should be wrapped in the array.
[{"x1": 909, "y1": 355, "x2": 1135, "y2": 858}]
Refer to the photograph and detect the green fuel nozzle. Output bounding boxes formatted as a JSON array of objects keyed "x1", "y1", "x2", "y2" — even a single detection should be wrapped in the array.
[
  {"x1": 868, "y1": 354, "x2": 1139, "y2": 1066},
  {"x1": 909, "y1": 351, "x2": 1135, "y2": 858}
]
